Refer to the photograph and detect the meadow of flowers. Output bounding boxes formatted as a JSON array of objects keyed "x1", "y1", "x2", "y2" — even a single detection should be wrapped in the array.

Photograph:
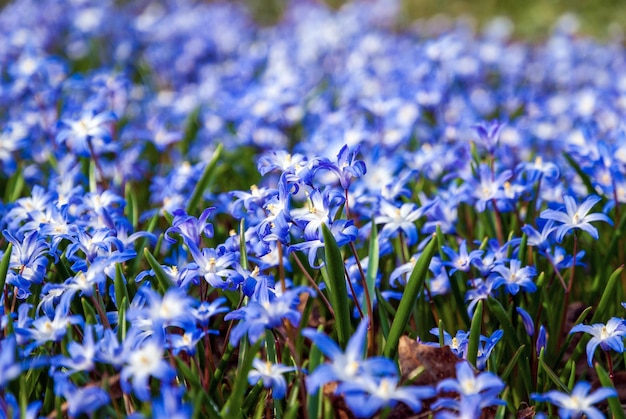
[{"x1": 1, "y1": 0, "x2": 626, "y2": 417}]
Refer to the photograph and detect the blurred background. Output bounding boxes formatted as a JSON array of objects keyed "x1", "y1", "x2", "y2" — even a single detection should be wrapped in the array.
[
  {"x1": 0, "y1": 0, "x2": 622, "y2": 39},
  {"x1": 244, "y1": 0, "x2": 626, "y2": 39}
]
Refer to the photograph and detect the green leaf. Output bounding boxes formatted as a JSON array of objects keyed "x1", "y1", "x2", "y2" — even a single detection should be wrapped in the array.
[
  {"x1": 221, "y1": 340, "x2": 262, "y2": 417},
  {"x1": 283, "y1": 381, "x2": 301, "y2": 419},
  {"x1": 538, "y1": 356, "x2": 568, "y2": 393},
  {"x1": 124, "y1": 183, "x2": 138, "y2": 230},
  {"x1": 117, "y1": 296, "x2": 128, "y2": 341},
  {"x1": 187, "y1": 143, "x2": 223, "y2": 213},
  {"x1": 438, "y1": 319, "x2": 445, "y2": 347},
  {"x1": 466, "y1": 300, "x2": 483, "y2": 367},
  {"x1": 181, "y1": 105, "x2": 202, "y2": 156},
  {"x1": 563, "y1": 152, "x2": 596, "y2": 195},
  {"x1": 437, "y1": 226, "x2": 470, "y2": 328},
  {"x1": 591, "y1": 265, "x2": 624, "y2": 323},
  {"x1": 365, "y1": 223, "x2": 379, "y2": 313},
  {"x1": 487, "y1": 298, "x2": 522, "y2": 349},
  {"x1": 144, "y1": 247, "x2": 174, "y2": 293},
  {"x1": 114, "y1": 263, "x2": 129, "y2": 312},
  {"x1": 487, "y1": 297, "x2": 531, "y2": 396},
  {"x1": 383, "y1": 233, "x2": 438, "y2": 359},
  {"x1": 375, "y1": 289, "x2": 391, "y2": 340},
  {"x1": 240, "y1": 382, "x2": 264, "y2": 418},
  {"x1": 606, "y1": 213, "x2": 626, "y2": 259},
  {"x1": 209, "y1": 344, "x2": 236, "y2": 398},
  {"x1": 321, "y1": 223, "x2": 352, "y2": 349},
  {"x1": 499, "y1": 345, "x2": 526, "y2": 382},
  {"x1": 306, "y1": 327, "x2": 324, "y2": 419},
  {"x1": 0, "y1": 243, "x2": 13, "y2": 301},
  {"x1": 81, "y1": 297, "x2": 98, "y2": 325},
  {"x1": 239, "y1": 219, "x2": 249, "y2": 271},
  {"x1": 555, "y1": 306, "x2": 593, "y2": 368},
  {"x1": 175, "y1": 357, "x2": 203, "y2": 388},
  {"x1": 595, "y1": 363, "x2": 626, "y2": 419}
]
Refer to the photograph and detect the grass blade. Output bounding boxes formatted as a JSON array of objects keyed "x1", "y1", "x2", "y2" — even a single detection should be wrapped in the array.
[
  {"x1": 562, "y1": 152, "x2": 596, "y2": 195},
  {"x1": 538, "y1": 356, "x2": 568, "y2": 393},
  {"x1": 365, "y1": 223, "x2": 379, "y2": 313},
  {"x1": 0, "y1": 243, "x2": 13, "y2": 298},
  {"x1": 466, "y1": 300, "x2": 483, "y2": 367},
  {"x1": 591, "y1": 265, "x2": 624, "y2": 323},
  {"x1": 187, "y1": 143, "x2": 223, "y2": 213},
  {"x1": 499, "y1": 345, "x2": 526, "y2": 382},
  {"x1": 144, "y1": 247, "x2": 174, "y2": 293},
  {"x1": 321, "y1": 223, "x2": 352, "y2": 349},
  {"x1": 220, "y1": 340, "x2": 262, "y2": 417},
  {"x1": 595, "y1": 363, "x2": 626, "y2": 419},
  {"x1": 383, "y1": 233, "x2": 438, "y2": 359}
]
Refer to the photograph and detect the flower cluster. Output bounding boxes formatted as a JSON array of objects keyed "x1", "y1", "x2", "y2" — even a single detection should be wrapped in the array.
[{"x1": 0, "y1": 0, "x2": 624, "y2": 418}]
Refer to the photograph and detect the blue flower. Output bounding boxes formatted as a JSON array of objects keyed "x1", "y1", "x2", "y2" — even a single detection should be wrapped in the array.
[
  {"x1": 490, "y1": 259, "x2": 537, "y2": 295},
  {"x1": 338, "y1": 375, "x2": 435, "y2": 418},
  {"x1": 3, "y1": 230, "x2": 49, "y2": 299},
  {"x1": 516, "y1": 307, "x2": 535, "y2": 336},
  {"x1": 56, "y1": 109, "x2": 116, "y2": 157},
  {"x1": 468, "y1": 164, "x2": 512, "y2": 212},
  {"x1": 289, "y1": 219, "x2": 357, "y2": 268},
  {"x1": 248, "y1": 359, "x2": 296, "y2": 399},
  {"x1": 434, "y1": 361, "x2": 505, "y2": 411},
  {"x1": 540, "y1": 195, "x2": 613, "y2": 242},
  {"x1": 15, "y1": 295, "x2": 81, "y2": 355},
  {"x1": 150, "y1": 385, "x2": 194, "y2": 419},
  {"x1": 301, "y1": 318, "x2": 396, "y2": 393},
  {"x1": 291, "y1": 187, "x2": 344, "y2": 240},
  {"x1": 318, "y1": 144, "x2": 367, "y2": 190},
  {"x1": 186, "y1": 242, "x2": 240, "y2": 289},
  {"x1": 521, "y1": 220, "x2": 557, "y2": 252},
  {"x1": 51, "y1": 324, "x2": 97, "y2": 375},
  {"x1": 570, "y1": 317, "x2": 626, "y2": 366},
  {"x1": 164, "y1": 207, "x2": 214, "y2": 246},
  {"x1": 428, "y1": 328, "x2": 503, "y2": 370},
  {"x1": 224, "y1": 277, "x2": 312, "y2": 346},
  {"x1": 532, "y1": 381, "x2": 616, "y2": 419},
  {"x1": 120, "y1": 329, "x2": 176, "y2": 402},
  {"x1": 536, "y1": 325, "x2": 547, "y2": 356},
  {"x1": 472, "y1": 120, "x2": 505, "y2": 154},
  {"x1": 53, "y1": 373, "x2": 110, "y2": 417},
  {"x1": 375, "y1": 199, "x2": 429, "y2": 245},
  {"x1": 0, "y1": 336, "x2": 21, "y2": 387},
  {"x1": 442, "y1": 240, "x2": 483, "y2": 274}
]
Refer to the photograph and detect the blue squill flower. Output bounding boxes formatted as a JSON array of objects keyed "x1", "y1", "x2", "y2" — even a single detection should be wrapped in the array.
[
  {"x1": 532, "y1": 381, "x2": 616, "y2": 419},
  {"x1": 248, "y1": 359, "x2": 296, "y2": 399},
  {"x1": 540, "y1": 195, "x2": 613, "y2": 242},
  {"x1": 570, "y1": 317, "x2": 626, "y2": 366}
]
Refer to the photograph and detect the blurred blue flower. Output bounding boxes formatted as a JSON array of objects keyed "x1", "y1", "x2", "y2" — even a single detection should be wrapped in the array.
[
  {"x1": 532, "y1": 381, "x2": 616, "y2": 419},
  {"x1": 540, "y1": 195, "x2": 613, "y2": 242},
  {"x1": 301, "y1": 318, "x2": 396, "y2": 394},
  {"x1": 224, "y1": 277, "x2": 312, "y2": 346},
  {"x1": 339, "y1": 375, "x2": 435, "y2": 418},
  {"x1": 53, "y1": 373, "x2": 110, "y2": 417},
  {"x1": 56, "y1": 109, "x2": 116, "y2": 157},
  {"x1": 120, "y1": 329, "x2": 176, "y2": 402},
  {"x1": 472, "y1": 120, "x2": 505, "y2": 155},
  {"x1": 442, "y1": 240, "x2": 483, "y2": 275},
  {"x1": 490, "y1": 259, "x2": 537, "y2": 295},
  {"x1": 433, "y1": 361, "x2": 504, "y2": 412},
  {"x1": 570, "y1": 317, "x2": 626, "y2": 366},
  {"x1": 0, "y1": 336, "x2": 21, "y2": 387},
  {"x1": 248, "y1": 359, "x2": 296, "y2": 399}
]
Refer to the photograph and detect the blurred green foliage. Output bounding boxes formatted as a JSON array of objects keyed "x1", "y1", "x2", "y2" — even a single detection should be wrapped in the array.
[
  {"x1": 246, "y1": 0, "x2": 626, "y2": 40},
  {"x1": 0, "y1": 0, "x2": 623, "y2": 40},
  {"x1": 400, "y1": 0, "x2": 626, "y2": 40}
]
